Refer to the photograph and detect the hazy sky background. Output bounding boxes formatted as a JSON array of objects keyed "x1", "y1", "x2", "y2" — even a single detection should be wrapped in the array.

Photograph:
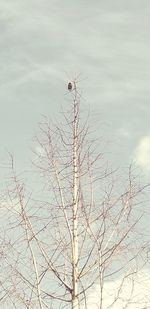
[{"x1": 0, "y1": 0, "x2": 150, "y2": 177}]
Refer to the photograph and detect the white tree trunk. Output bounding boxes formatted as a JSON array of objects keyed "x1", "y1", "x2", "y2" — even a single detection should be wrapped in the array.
[{"x1": 72, "y1": 95, "x2": 79, "y2": 309}]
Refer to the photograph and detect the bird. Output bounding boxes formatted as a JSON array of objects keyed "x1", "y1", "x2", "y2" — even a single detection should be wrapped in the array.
[{"x1": 68, "y1": 82, "x2": 72, "y2": 91}]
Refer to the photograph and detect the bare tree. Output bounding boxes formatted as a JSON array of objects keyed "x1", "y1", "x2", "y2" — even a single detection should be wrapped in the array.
[{"x1": 0, "y1": 81, "x2": 149, "y2": 309}]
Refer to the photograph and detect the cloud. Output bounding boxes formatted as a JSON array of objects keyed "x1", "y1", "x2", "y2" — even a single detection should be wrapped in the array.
[
  {"x1": 134, "y1": 136, "x2": 150, "y2": 171},
  {"x1": 117, "y1": 127, "x2": 130, "y2": 138},
  {"x1": 34, "y1": 146, "x2": 46, "y2": 158},
  {"x1": 84, "y1": 269, "x2": 150, "y2": 309}
]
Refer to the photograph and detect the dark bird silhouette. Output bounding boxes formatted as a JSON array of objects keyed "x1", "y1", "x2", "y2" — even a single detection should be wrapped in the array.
[{"x1": 68, "y1": 82, "x2": 72, "y2": 91}]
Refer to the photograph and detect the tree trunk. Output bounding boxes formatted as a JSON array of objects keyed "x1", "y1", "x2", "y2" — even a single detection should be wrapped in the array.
[{"x1": 72, "y1": 91, "x2": 79, "y2": 309}]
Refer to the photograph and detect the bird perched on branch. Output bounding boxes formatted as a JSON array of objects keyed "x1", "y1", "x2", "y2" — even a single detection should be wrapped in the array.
[{"x1": 68, "y1": 82, "x2": 72, "y2": 91}]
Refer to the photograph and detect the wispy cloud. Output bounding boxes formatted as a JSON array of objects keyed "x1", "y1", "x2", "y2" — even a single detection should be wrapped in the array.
[
  {"x1": 134, "y1": 136, "x2": 150, "y2": 171},
  {"x1": 84, "y1": 269, "x2": 150, "y2": 309}
]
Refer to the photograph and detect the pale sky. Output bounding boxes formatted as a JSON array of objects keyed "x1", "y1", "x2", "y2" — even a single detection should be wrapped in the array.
[
  {"x1": 0, "y1": 0, "x2": 150, "y2": 174},
  {"x1": 0, "y1": 1, "x2": 150, "y2": 306}
]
